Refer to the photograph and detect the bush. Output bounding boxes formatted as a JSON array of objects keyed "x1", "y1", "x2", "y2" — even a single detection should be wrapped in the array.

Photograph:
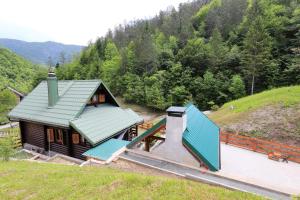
[
  {"x1": 208, "y1": 101, "x2": 219, "y2": 111},
  {"x1": 211, "y1": 104, "x2": 219, "y2": 111},
  {"x1": 0, "y1": 136, "x2": 15, "y2": 161}
]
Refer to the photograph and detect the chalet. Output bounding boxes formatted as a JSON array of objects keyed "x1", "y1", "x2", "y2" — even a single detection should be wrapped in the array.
[
  {"x1": 8, "y1": 70, "x2": 143, "y2": 160},
  {"x1": 6, "y1": 86, "x2": 25, "y2": 103}
]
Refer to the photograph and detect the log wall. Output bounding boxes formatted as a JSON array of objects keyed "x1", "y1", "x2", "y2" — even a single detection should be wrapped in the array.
[{"x1": 21, "y1": 121, "x2": 45, "y2": 148}]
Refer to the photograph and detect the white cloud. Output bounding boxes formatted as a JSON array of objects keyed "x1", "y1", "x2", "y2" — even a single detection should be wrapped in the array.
[{"x1": 0, "y1": 0, "x2": 187, "y2": 45}]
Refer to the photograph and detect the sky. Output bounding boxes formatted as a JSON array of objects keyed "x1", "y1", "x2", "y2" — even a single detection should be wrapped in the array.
[{"x1": 0, "y1": 0, "x2": 188, "y2": 46}]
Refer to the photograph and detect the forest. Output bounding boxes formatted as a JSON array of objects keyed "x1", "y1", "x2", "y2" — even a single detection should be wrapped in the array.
[
  {"x1": 56, "y1": 0, "x2": 300, "y2": 110},
  {"x1": 0, "y1": 48, "x2": 47, "y2": 124}
]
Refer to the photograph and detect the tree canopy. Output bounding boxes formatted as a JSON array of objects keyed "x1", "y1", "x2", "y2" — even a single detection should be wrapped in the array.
[{"x1": 57, "y1": 0, "x2": 299, "y2": 111}]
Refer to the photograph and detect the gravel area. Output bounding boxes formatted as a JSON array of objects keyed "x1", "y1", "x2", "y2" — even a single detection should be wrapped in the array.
[{"x1": 108, "y1": 158, "x2": 180, "y2": 178}]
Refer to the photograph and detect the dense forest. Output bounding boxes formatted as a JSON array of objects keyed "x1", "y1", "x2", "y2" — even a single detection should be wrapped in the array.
[
  {"x1": 56, "y1": 0, "x2": 300, "y2": 110},
  {"x1": 0, "y1": 47, "x2": 46, "y2": 123}
]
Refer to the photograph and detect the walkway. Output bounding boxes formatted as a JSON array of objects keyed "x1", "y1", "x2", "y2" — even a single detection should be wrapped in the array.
[
  {"x1": 0, "y1": 122, "x2": 18, "y2": 130},
  {"x1": 218, "y1": 143, "x2": 300, "y2": 195},
  {"x1": 120, "y1": 150, "x2": 291, "y2": 200}
]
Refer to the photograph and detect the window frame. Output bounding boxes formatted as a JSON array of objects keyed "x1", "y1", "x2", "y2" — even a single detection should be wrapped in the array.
[{"x1": 47, "y1": 127, "x2": 67, "y2": 146}]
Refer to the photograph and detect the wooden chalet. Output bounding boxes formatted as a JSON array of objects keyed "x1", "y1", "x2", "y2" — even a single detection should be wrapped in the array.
[{"x1": 8, "y1": 71, "x2": 143, "y2": 160}]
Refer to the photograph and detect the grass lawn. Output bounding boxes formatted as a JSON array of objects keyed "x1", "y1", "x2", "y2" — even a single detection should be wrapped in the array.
[
  {"x1": 0, "y1": 161, "x2": 263, "y2": 200},
  {"x1": 210, "y1": 86, "x2": 300, "y2": 125}
]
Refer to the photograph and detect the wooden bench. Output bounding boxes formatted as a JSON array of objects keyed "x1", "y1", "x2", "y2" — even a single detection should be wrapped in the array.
[
  {"x1": 268, "y1": 152, "x2": 290, "y2": 163},
  {"x1": 268, "y1": 152, "x2": 281, "y2": 161}
]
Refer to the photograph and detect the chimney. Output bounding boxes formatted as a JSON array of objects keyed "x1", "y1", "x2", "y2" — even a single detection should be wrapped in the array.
[
  {"x1": 47, "y1": 69, "x2": 59, "y2": 107},
  {"x1": 165, "y1": 106, "x2": 187, "y2": 144}
]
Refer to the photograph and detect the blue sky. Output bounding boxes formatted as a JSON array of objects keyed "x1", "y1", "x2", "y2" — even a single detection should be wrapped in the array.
[{"x1": 0, "y1": 0, "x2": 187, "y2": 45}]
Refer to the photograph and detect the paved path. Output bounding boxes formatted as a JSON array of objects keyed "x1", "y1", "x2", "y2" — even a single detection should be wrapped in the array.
[
  {"x1": 0, "y1": 122, "x2": 18, "y2": 130},
  {"x1": 120, "y1": 151, "x2": 291, "y2": 200},
  {"x1": 218, "y1": 143, "x2": 300, "y2": 195}
]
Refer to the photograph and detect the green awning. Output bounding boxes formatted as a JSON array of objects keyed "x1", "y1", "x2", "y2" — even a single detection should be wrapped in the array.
[{"x1": 83, "y1": 138, "x2": 129, "y2": 160}]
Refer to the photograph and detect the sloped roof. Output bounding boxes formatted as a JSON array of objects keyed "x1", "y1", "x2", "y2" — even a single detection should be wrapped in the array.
[
  {"x1": 83, "y1": 138, "x2": 129, "y2": 160},
  {"x1": 70, "y1": 104, "x2": 143, "y2": 145},
  {"x1": 8, "y1": 80, "x2": 112, "y2": 127},
  {"x1": 182, "y1": 104, "x2": 220, "y2": 171}
]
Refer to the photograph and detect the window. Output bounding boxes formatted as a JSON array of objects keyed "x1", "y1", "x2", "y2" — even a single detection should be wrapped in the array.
[
  {"x1": 80, "y1": 136, "x2": 85, "y2": 144},
  {"x1": 92, "y1": 94, "x2": 98, "y2": 103},
  {"x1": 98, "y1": 94, "x2": 105, "y2": 103},
  {"x1": 47, "y1": 128, "x2": 54, "y2": 142},
  {"x1": 72, "y1": 132, "x2": 86, "y2": 146},
  {"x1": 72, "y1": 133, "x2": 79, "y2": 144},
  {"x1": 55, "y1": 129, "x2": 64, "y2": 145}
]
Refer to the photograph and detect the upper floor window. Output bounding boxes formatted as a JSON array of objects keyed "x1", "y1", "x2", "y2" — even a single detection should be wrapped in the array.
[{"x1": 98, "y1": 94, "x2": 105, "y2": 103}]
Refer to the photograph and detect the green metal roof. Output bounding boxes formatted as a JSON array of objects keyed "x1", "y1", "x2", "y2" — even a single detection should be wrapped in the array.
[
  {"x1": 182, "y1": 104, "x2": 220, "y2": 171},
  {"x1": 8, "y1": 80, "x2": 103, "y2": 127},
  {"x1": 83, "y1": 138, "x2": 129, "y2": 160},
  {"x1": 127, "y1": 117, "x2": 166, "y2": 148},
  {"x1": 70, "y1": 104, "x2": 143, "y2": 145}
]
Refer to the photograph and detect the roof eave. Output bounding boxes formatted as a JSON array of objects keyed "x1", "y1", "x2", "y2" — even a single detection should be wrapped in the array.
[
  {"x1": 8, "y1": 115, "x2": 70, "y2": 129},
  {"x1": 182, "y1": 135, "x2": 219, "y2": 171}
]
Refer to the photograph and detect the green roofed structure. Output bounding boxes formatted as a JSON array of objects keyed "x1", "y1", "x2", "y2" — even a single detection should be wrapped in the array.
[
  {"x1": 8, "y1": 71, "x2": 143, "y2": 160},
  {"x1": 70, "y1": 104, "x2": 143, "y2": 146},
  {"x1": 134, "y1": 104, "x2": 220, "y2": 171},
  {"x1": 83, "y1": 139, "x2": 130, "y2": 161},
  {"x1": 182, "y1": 104, "x2": 220, "y2": 171}
]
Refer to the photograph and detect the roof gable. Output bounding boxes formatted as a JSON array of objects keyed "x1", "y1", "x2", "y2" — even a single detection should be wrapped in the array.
[{"x1": 8, "y1": 80, "x2": 108, "y2": 127}]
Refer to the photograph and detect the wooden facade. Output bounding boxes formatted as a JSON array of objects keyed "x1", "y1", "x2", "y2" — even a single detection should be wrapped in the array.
[
  {"x1": 13, "y1": 77, "x2": 141, "y2": 160},
  {"x1": 20, "y1": 121, "x2": 137, "y2": 160}
]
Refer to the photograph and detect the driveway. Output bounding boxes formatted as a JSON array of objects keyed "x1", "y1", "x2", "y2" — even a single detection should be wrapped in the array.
[{"x1": 217, "y1": 143, "x2": 300, "y2": 195}]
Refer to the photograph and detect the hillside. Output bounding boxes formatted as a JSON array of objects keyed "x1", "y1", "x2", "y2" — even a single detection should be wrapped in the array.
[
  {"x1": 0, "y1": 38, "x2": 84, "y2": 65},
  {"x1": 0, "y1": 161, "x2": 261, "y2": 200},
  {"x1": 0, "y1": 47, "x2": 46, "y2": 124},
  {"x1": 57, "y1": 0, "x2": 299, "y2": 112},
  {"x1": 209, "y1": 86, "x2": 300, "y2": 146}
]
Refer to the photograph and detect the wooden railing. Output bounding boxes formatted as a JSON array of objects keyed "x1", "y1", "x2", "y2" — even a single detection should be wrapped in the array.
[
  {"x1": 221, "y1": 132, "x2": 300, "y2": 164},
  {"x1": 138, "y1": 122, "x2": 153, "y2": 130},
  {"x1": 0, "y1": 129, "x2": 22, "y2": 148},
  {"x1": 128, "y1": 118, "x2": 166, "y2": 148},
  {"x1": 138, "y1": 122, "x2": 165, "y2": 133}
]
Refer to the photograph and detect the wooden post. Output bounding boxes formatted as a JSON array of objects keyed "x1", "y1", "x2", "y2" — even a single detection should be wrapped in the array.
[
  {"x1": 145, "y1": 137, "x2": 150, "y2": 152},
  {"x1": 68, "y1": 130, "x2": 73, "y2": 157}
]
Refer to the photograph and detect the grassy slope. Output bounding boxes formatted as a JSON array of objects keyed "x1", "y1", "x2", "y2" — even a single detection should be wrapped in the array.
[
  {"x1": 210, "y1": 86, "x2": 300, "y2": 125},
  {"x1": 0, "y1": 161, "x2": 262, "y2": 200}
]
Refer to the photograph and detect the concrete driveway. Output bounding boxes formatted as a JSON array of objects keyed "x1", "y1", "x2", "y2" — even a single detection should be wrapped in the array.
[{"x1": 217, "y1": 143, "x2": 300, "y2": 195}]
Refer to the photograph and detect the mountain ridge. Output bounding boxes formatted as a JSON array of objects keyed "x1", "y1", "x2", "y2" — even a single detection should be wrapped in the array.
[{"x1": 0, "y1": 38, "x2": 84, "y2": 65}]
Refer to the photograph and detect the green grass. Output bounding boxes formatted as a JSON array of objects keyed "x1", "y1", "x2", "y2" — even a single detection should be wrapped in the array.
[
  {"x1": 0, "y1": 161, "x2": 262, "y2": 200},
  {"x1": 210, "y1": 86, "x2": 300, "y2": 124}
]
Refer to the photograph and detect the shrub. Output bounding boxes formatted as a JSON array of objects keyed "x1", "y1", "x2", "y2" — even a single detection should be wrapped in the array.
[{"x1": 0, "y1": 136, "x2": 15, "y2": 161}]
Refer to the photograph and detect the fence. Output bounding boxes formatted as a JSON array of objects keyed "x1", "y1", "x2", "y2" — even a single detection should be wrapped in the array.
[
  {"x1": 221, "y1": 132, "x2": 300, "y2": 164},
  {"x1": 0, "y1": 128, "x2": 22, "y2": 148},
  {"x1": 137, "y1": 122, "x2": 300, "y2": 164}
]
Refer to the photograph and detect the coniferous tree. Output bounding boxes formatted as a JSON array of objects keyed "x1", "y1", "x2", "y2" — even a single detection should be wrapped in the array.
[{"x1": 241, "y1": 14, "x2": 273, "y2": 95}]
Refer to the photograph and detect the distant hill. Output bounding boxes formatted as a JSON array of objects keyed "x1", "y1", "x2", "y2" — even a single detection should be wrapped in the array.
[
  {"x1": 209, "y1": 86, "x2": 300, "y2": 146},
  {"x1": 0, "y1": 38, "x2": 84, "y2": 65}
]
